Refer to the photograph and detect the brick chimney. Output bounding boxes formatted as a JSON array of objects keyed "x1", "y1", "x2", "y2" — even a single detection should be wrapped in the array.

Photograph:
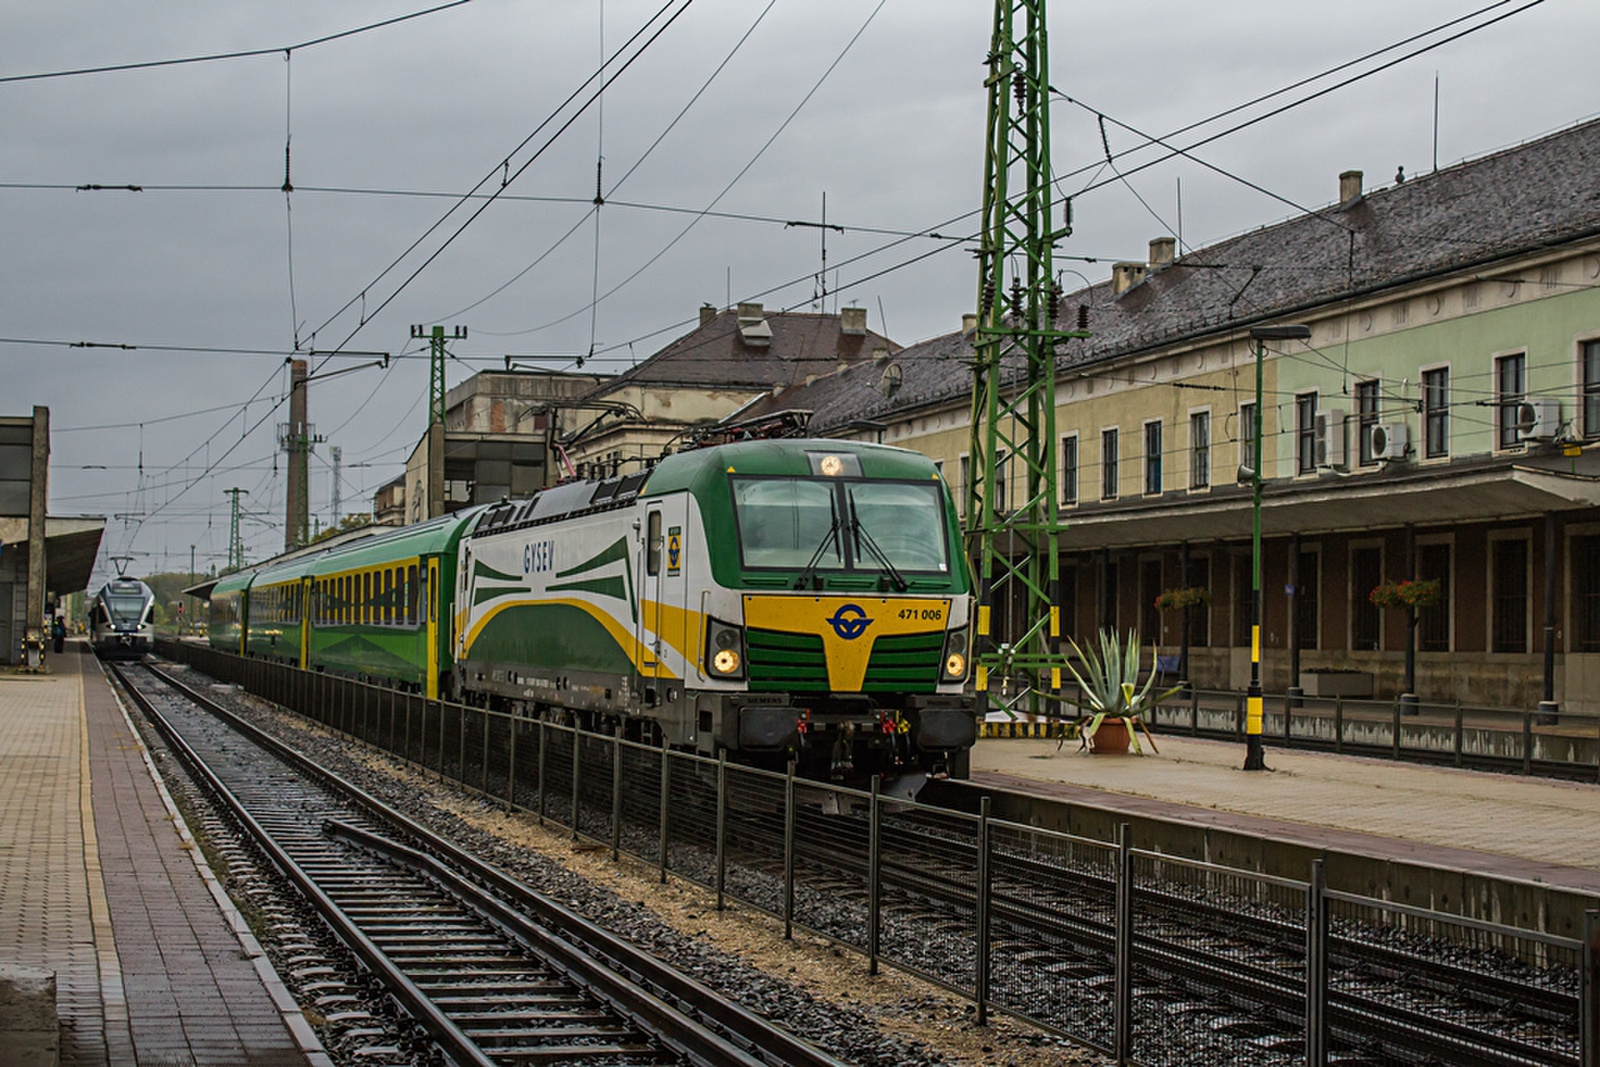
[
  {"x1": 1148, "y1": 236, "x2": 1176, "y2": 270},
  {"x1": 1340, "y1": 170, "x2": 1363, "y2": 205},
  {"x1": 1111, "y1": 262, "x2": 1147, "y2": 296},
  {"x1": 700, "y1": 303, "x2": 717, "y2": 327}
]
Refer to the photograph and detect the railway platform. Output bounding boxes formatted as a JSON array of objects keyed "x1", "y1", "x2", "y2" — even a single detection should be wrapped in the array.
[
  {"x1": 0, "y1": 641, "x2": 325, "y2": 1066},
  {"x1": 968, "y1": 730, "x2": 1600, "y2": 899}
]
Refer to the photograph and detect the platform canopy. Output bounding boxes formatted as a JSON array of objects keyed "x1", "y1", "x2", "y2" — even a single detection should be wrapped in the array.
[
  {"x1": 1056, "y1": 462, "x2": 1600, "y2": 551},
  {"x1": 0, "y1": 515, "x2": 106, "y2": 594}
]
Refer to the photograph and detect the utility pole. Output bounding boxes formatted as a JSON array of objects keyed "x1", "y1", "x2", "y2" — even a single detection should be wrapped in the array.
[
  {"x1": 967, "y1": 0, "x2": 1088, "y2": 713},
  {"x1": 330, "y1": 445, "x2": 343, "y2": 524},
  {"x1": 278, "y1": 359, "x2": 324, "y2": 551},
  {"x1": 412, "y1": 324, "x2": 466, "y2": 522},
  {"x1": 224, "y1": 488, "x2": 249, "y2": 573}
]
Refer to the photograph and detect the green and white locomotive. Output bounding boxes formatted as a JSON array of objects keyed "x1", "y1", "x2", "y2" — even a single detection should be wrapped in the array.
[{"x1": 211, "y1": 438, "x2": 980, "y2": 781}]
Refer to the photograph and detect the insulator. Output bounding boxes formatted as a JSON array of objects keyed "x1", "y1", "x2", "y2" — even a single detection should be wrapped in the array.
[
  {"x1": 1048, "y1": 284, "x2": 1061, "y2": 324},
  {"x1": 981, "y1": 279, "x2": 995, "y2": 315},
  {"x1": 1077, "y1": 304, "x2": 1090, "y2": 330},
  {"x1": 1063, "y1": 197, "x2": 1074, "y2": 236},
  {"x1": 1010, "y1": 279, "x2": 1024, "y2": 318},
  {"x1": 1013, "y1": 71, "x2": 1028, "y2": 111}
]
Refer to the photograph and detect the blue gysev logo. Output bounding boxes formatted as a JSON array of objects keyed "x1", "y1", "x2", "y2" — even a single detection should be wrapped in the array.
[{"x1": 826, "y1": 603, "x2": 873, "y2": 640}]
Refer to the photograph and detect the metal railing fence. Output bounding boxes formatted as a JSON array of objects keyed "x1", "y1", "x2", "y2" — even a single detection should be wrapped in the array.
[{"x1": 154, "y1": 641, "x2": 1598, "y2": 1067}]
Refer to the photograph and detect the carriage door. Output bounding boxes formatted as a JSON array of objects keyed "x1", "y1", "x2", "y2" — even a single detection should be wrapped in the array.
[
  {"x1": 638, "y1": 496, "x2": 690, "y2": 700},
  {"x1": 426, "y1": 556, "x2": 441, "y2": 700}
]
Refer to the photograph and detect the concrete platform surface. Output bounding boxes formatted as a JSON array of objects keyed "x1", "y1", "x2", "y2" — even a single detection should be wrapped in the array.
[
  {"x1": 0, "y1": 644, "x2": 320, "y2": 1065},
  {"x1": 972, "y1": 732, "x2": 1600, "y2": 896}
]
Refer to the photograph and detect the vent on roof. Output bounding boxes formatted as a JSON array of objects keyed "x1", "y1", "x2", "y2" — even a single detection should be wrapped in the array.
[
  {"x1": 962, "y1": 313, "x2": 977, "y2": 335},
  {"x1": 737, "y1": 302, "x2": 771, "y2": 347},
  {"x1": 840, "y1": 306, "x2": 867, "y2": 335},
  {"x1": 1340, "y1": 170, "x2": 1363, "y2": 205},
  {"x1": 879, "y1": 363, "x2": 903, "y2": 398},
  {"x1": 1111, "y1": 262, "x2": 1147, "y2": 296}
]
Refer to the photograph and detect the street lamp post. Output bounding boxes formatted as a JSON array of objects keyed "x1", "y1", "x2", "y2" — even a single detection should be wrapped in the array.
[{"x1": 1244, "y1": 324, "x2": 1311, "y2": 771}]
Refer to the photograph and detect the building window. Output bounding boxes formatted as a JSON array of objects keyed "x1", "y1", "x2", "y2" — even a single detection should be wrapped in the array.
[
  {"x1": 1584, "y1": 340, "x2": 1600, "y2": 439},
  {"x1": 1190, "y1": 412, "x2": 1211, "y2": 490},
  {"x1": 994, "y1": 449, "x2": 1008, "y2": 516},
  {"x1": 1144, "y1": 421, "x2": 1163, "y2": 495},
  {"x1": 1575, "y1": 534, "x2": 1600, "y2": 652},
  {"x1": 1296, "y1": 393, "x2": 1318, "y2": 474},
  {"x1": 1422, "y1": 368, "x2": 1449, "y2": 459},
  {"x1": 1238, "y1": 402, "x2": 1258, "y2": 474},
  {"x1": 1101, "y1": 429, "x2": 1119, "y2": 501},
  {"x1": 1496, "y1": 352, "x2": 1526, "y2": 450},
  {"x1": 1294, "y1": 547, "x2": 1320, "y2": 650},
  {"x1": 1060, "y1": 436, "x2": 1078, "y2": 506},
  {"x1": 1417, "y1": 542, "x2": 1451, "y2": 652},
  {"x1": 1356, "y1": 379, "x2": 1380, "y2": 467},
  {"x1": 1491, "y1": 536, "x2": 1528, "y2": 653},
  {"x1": 1351, "y1": 546, "x2": 1383, "y2": 651}
]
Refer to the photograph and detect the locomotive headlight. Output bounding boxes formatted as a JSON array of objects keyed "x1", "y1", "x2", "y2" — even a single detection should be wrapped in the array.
[
  {"x1": 705, "y1": 618, "x2": 746, "y2": 679},
  {"x1": 941, "y1": 627, "x2": 970, "y2": 682}
]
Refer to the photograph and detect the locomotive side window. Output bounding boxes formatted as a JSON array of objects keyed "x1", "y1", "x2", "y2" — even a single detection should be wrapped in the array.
[{"x1": 647, "y1": 511, "x2": 663, "y2": 576}]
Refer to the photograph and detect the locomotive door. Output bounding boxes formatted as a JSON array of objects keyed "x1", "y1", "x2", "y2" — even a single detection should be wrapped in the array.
[{"x1": 637, "y1": 495, "x2": 689, "y2": 696}]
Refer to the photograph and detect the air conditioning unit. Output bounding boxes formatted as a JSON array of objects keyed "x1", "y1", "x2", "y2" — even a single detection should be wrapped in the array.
[
  {"x1": 1314, "y1": 407, "x2": 1347, "y2": 469},
  {"x1": 1516, "y1": 397, "x2": 1562, "y2": 442},
  {"x1": 1369, "y1": 422, "x2": 1410, "y2": 461}
]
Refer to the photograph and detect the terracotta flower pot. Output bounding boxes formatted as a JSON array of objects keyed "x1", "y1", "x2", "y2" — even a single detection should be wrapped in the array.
[{"x1": 1088, "y1": 717, "x2": 1131, "y2": 754}]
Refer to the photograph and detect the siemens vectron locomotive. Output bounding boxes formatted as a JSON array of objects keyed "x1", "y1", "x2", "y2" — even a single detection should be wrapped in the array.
[
  {"x1": 91, "y1": 576, "x2": 156, "y2": 659},
  {"x1": 211, "y1": 439, "x2": 980, "y2": 779}
]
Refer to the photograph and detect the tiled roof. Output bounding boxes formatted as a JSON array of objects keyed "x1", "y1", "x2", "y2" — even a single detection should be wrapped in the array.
[
  {"x1": 751, "y1": 117, "x2": 1600, "y2": 434},
  {"x1": 584, "y1": 308, "x2": 899, "y2": 399}
]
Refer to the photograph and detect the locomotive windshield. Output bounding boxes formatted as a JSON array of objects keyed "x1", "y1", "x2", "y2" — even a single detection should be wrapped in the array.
[
  {"x1": 103, "y1": 592, "x2": 148, "y2": 624},
  {"x1": 731, "y1": 477, "x2": 949, "y2": 574}
]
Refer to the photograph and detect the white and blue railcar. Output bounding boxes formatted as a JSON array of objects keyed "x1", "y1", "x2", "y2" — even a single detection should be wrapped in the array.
[{"x1": 91, "y1": 577, "x2": 156, "y2": 659}]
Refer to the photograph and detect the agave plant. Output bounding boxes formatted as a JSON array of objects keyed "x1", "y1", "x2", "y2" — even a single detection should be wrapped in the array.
[{"x1": 1061, "y1": 628, "x2": 1182, "y2": 754}]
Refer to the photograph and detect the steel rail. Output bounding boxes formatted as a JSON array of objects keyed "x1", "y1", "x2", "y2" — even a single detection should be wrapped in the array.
[
  {"x1": 137, "y1": 661, "x2": 849, "y2": 1067},
  {"x1": 111, "y1": 663, "x2": 499, "y2": 1067}
]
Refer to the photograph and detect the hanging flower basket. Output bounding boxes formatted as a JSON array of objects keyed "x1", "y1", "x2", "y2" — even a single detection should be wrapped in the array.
[
  {"x1": 1154, "y1": 586, "x2": 1210, "y2": 613},
  {"x1": 1369, "y1": 578, "x2": 1443, "y2": 610}
]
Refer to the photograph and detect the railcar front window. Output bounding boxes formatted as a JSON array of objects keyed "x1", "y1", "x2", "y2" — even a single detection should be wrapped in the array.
[
  {"x1": 105, "y1": 596, "x2": 147, "y2": 623},
  {"x1": 732, "y1": 476, "x2": 949, "y2": 574},
  {"x1": 847, "y1": 482, "x2": 948, "y2": 573},
  {"x1": 733, "y1": 478, "x2": 842, "y2": 570}
]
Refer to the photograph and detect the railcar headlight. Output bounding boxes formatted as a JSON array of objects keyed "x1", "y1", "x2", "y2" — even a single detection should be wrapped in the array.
[
  {"x1": 705, "y1": 618, "x2": 746, "y2": 679},
  {"x1": 941, "y1": 627, "x2": 970, "y2": 682}
]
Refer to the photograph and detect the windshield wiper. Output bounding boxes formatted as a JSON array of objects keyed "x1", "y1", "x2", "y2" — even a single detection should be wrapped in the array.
[
  {"x1": 793, "y1": 515, "x2": 841, "y2": 590},
  {"x1": 850, "y1": 510, "x2": 909, "y2": 592}
]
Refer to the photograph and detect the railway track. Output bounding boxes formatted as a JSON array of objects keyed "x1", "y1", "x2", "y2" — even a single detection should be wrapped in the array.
[
  {"x1": 111, "y1": 660, "x2": 849, "y2": 1067},
  {"x1": 707, "y1": 792, "x2": 1580, "y2": 1065}
]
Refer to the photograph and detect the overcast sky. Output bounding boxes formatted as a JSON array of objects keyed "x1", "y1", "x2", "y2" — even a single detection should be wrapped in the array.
[{"x1": 4, "y1": 0, "x2": 1596, "y2": 585}]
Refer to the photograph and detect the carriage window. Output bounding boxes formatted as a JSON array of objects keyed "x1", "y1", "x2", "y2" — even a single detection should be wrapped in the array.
[
  {"x1": 363, "y1": 572, "x2": 372, "y2": 624},
  {"x1": 408, "y1": 565, "x2": 419, "y2": 626}
]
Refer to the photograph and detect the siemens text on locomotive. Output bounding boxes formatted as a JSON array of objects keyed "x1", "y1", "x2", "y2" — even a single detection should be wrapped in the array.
[
  {"x1": 91, "y1": 576, "x2": 156, "y2": 659},
  {"x1": 209, "y1": 439, "x2": 981, "y2": 780}
]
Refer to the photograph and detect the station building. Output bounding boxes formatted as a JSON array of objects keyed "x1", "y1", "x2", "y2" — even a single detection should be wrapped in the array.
[
  {"x1": 737, "y1": 117, "x2": 1600, "y2": 715},
  {"x1": 0, "y1": 406, "x2": 105, "y2": 665}
]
